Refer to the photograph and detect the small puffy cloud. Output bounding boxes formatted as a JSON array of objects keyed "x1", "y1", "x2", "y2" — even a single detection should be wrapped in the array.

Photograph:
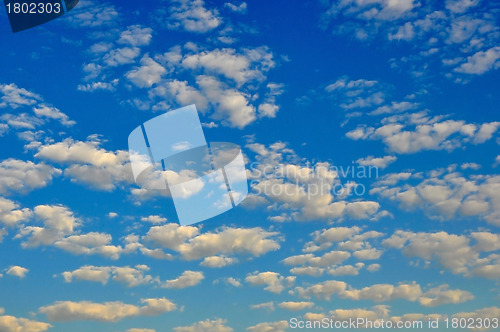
[
  {"x1": 250, "y1": 302, "x2": 275, "y2": 311},
  {"x1": 141, "y1": 215, "x2": 167, "y2": 224},
  {"x1": 328, "y1": 263, "x2": 364, "y2": 276},
  {"x1": 246, "y1": 320, "x2": 288, "y2": 332},
  {"x1": 167, "y1": 0, "x2": 221, "y2": 33},
  {"x1": 62, "y1": 265, "x2": 111, "y2": 285},
  {"x1": 225, "y1": 2, "x2": 247, "y2": 13},
  {"x1": 223, "y1": 277, "x2": 242, "y2": 287},
  {"x1": 107, "y1": 212, "x2": 118, "y2": 218},
  {"x1": 54, "y1": 233, "x2": 123, "y2": 259},
  {"x1": 6, "y1": 266, "x2": 29, "y2": 278},
  {"x1": 245, "y1": 271, "x2": 295, "y2": 294},
  {"x1": 39, "y1": 298, "x2": 176, "y2": 322},
  {"x1": 356, "y1": 156, "x2": 397, "y2": 169},
  {"x1": 103, "y1": 47, "x2": 141, "y2": 67},
  {"x1": 200, "y1": 256, "x2": 238, "y2": 268},
  {"x1": 353, "y1": 248, "x2": 383, "y2": 260},
  {"x1": 77, "y1": 80, "x2": 118, "y2": 92},
  {"x1": 162, "y1": 271, "x2": 204, "y2": 289},
  {"x1": 278, "y1": 301, "x2": 314, "y2": 311},
  {"x1": 118, "y1": 25, "x2": 152, "y2": 47},
  {"x1": 173, "y1": 318, "x2": 233, "y2": 332},
  {"x1": 0, "y1": 159, "x2": 61, "y2": 196}
]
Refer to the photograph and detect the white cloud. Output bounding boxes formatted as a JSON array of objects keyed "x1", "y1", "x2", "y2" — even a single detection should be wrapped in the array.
[
  {"x1": 353, "y1": 248, "x2": 383, "y2": 260},
  {"x1": 196, "y1": 75, "x2": 256, "y2": 128},
  {"x1": 35, "y1": 139, "x2": 133, "y2": 191},
  {"x1": 108, "y1": 212, "x2": 118, "y2": 218},
  {"x1": 245, "y1": 271, "x2": 295, "y2": 294},
  {"x1": 182, "y1": 48, "x2": 273, "y2": 86},
  {"x1": 278, "y1": 301, "x2": 314, "y2": 311},
  {"x1": 39, "y1": 298, "x2": 176, "y2": 322},
  {"x1": 419, "y1": 285, "x2": 474, "y2": 307},
  {"x1": 0, "y1": 197, "x2": 31, "y2": 227},
  {"x1": 141, "y1": 215, "x2": 167, "y2": 224},
  {"x1": 247, "y1": 142, "x2": 381, "y2": 222},
  {"x1": 77, "y1": 80, "x2": 118, "y2": 92},
  {"x1": 247, "y1": 320, "x2": 288, "y2": 332},
  {"x1": 126, "y1": 55, "x2": 166, "y2": 88},
  {"x1": 54, "y1": 232, "x2": 123, "y2": 259},
  {"x1": 383, "y1": 230, "x2": 500, "y2": 278},
  {"x1": 347, "y1": 112, "x2": 499, "y2": 154},
  {"x1": 325, "y1": 78, "x2": 385, "y2": 110},
  {"x1": 174, "y1": 318, "x2": 233, "y2": 332},
  {"x1": 32, "y1": 106, "x2": 75, "y2": 127},
  {"x1": 6, "y1": 266, "x2": 29, "y2": 278},
  {"x1": 0, "y1": 159, "x2": 61, "y2": 196},
  {"x1": 62, "y1": 265, "x2": 111, "y2": 285},
  {"x1": 455, "y1": 47, "x2": 500, "y2": 74},
  {"x1": 144, "y1": 224, "x2": 281, "y2": 261},
  {"x1": 0, "y1": 83, "x2": 41, "y2": 109},
  {"x1": 64, "y1": 0, "x2": 118, "y2": 27},
  {"x1": 446, "y1": 0, "x2": 480, "y2": 13},
  {"x1": 372, "y1": 167, "x2": 500, "y2": 225},
  {"x1": 200, "y1": 255, "x2": 238, "y2": 268},
  {"x1": 103, "y1": 47, "x2": 141, "y2": 67},
  {"x1": 168, "y1": 0, "x2": 221, "y2": 33},
  {"x1": 0, "y1": 313, "x2": 51, "y2": 332},
  {"x1": 225, "y1": 2, "x2": 247, "y2": 14},
  {"x1": 118, "y1": 25, "x2": 152, "y2": 47},
  {"x1": 162, "y1": 270, "x2": 204, "y2": 289},
  {"x1": 293, "y1": 280, "x2": 424, "y2": 303},
  {"x1": 18, "y1": 205, "x2": 79, "y2": 248},
  {"x1": 250, "y1": 302, "x2": 274, "y2": 311},
  {"x1": 356, "y1": 155, "x2": 397, "y2": 169}
]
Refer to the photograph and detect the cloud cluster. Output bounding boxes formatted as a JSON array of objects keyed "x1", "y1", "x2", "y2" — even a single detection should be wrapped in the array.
[
  {"x1": 143, "y1": 224, "x2": 281, "y2": 261},
  {"x1": 0, "y1": 159, "x2": 61, "y2": 196},
  {"x1": 35, "y1": 138, "x2": 133, "y2": 191},
  {"x1": 0, "y1": 310, "x2": 51, "y2": 332},
  {"x1": 321, "y1": 0, "x2": 500, "y2": 80},
  {"x1": 372, "y1": 165, "x2": 500, "y2": 225},
  {"x1": 383, "y1": 229, "x2": 500, "y2": 278},
  {"x1": 39, "y1": 298, "x2": 176, "y2": 322},
  {"x1": 245, "y1": 140, "x2": 383, "y2": 222},
  {"x1": 293, "y1": 279, "x2": 471, "y2": 307}
]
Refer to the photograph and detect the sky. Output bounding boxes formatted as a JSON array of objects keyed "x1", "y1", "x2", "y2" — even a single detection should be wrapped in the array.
[{"x1": 0, "y1": 0, "x2": 500, "y2": 331}]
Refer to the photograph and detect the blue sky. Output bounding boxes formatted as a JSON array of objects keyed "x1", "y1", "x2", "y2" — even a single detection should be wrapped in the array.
[{"x1": 0, "y1": 0, "x2": 500, "y2": 331}]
